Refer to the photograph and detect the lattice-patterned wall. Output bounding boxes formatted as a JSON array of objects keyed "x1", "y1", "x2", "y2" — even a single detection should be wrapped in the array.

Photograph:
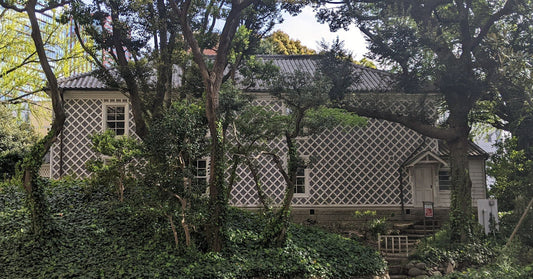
[
  {"x1": 230, "y1": 96, "x2": 438, "y2": 208},
  {"x1": 52, "y1": 91, "x2": 438, "y2": 208},
  {"x1": 50, "y1": 95, "x2": 135, "y2": 179}
]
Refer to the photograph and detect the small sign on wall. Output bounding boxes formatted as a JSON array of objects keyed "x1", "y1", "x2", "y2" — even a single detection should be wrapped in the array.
[{"x1": 423, "y1": 201, "x2": 434, "y2": 218}]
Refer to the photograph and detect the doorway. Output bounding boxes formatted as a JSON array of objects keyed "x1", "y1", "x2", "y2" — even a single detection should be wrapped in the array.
[{"x1": 413, "y1": 165, "x2": 434, "y2": 207}]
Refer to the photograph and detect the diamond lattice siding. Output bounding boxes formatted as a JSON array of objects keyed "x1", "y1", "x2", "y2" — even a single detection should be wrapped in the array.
[
  {"x1": 230, "y1": 98, "x2": 438, "y2": 207},
  {"x1": 51, "y1": 98, "x2": 134, "y2": 179}
]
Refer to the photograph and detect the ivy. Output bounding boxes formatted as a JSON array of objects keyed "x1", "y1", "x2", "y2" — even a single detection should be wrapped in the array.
[{"x1": 0, "y1": 182, "x2": 387, "y2": 278}]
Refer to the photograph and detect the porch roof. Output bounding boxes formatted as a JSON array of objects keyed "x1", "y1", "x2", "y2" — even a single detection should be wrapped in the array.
[{"x1": 438, "y1": 140, "x2": 489, "y2": 159}]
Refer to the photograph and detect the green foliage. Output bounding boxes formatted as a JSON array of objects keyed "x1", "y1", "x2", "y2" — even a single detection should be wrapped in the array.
[
  {"x1": 487, "y1": 137, "x2": 533, "y2": 211},
  {"x1": 439, "y1": 244, "x2": 533, "y2": 279},
  {"x1": 0, "y1": 105, "x2": 38, "y2": 180},
  {"x1": 498, "y1": 201, "x2": 533, "y2": 248},
  {"x1": 304, "y1": 107, "x2": 366, "y2": 135},
  {"x1": 86, "y1": 130, "x2": 141, "y2": 201},
  {"x1": 140, "y1": 101, "x2": 209, "y2": 248},
  {"x1": 259, "y1": 30, "x2": 317, "y2": 55},
  {"x1": 412, "y1": 226, "x2": 497, "y2": 268},
  {"x1": 317, "y1": 38, "x2": 360, "y2": 101},
  {"x1": 237, "y1": 55, "x2": 280, "y2": 90},
  {"x1": 487, "y1": 137, "x2": 533, "y2": 251},
  {"x1": 0, "y1": 8, "x2": 90, "y2": 107},
  {"x1": 0, "y1": 181, "x2": 387, "y2": 278},
  {"x1": 352, "y1": 210, "x2": 392, "y2": 239}
]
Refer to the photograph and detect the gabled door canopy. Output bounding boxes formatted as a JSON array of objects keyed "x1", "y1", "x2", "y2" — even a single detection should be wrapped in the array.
[{"x1": 405, "y1": 150, "x2": 448, "y2": 168}]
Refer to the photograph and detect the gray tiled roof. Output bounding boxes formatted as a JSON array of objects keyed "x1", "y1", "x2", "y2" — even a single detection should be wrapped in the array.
[
  {"x1": 57, "y1": 72, "x2": 109, "y2": 90},
  {"x1": 57, "y1": 55, "x2": 396, "y2": 92},
  {"x1": 252, "y1": 55, "x2": 395, "y2": 92}
]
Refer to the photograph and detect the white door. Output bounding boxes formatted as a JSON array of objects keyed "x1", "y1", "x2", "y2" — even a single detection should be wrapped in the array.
[{"x1": 413, "y1": 165, "x2": 434, "y2": 206}]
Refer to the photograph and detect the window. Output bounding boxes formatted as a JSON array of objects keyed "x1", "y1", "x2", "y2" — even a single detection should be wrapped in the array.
[
  {"x1": 438, "y1": 169, "x2": 451, "y2": 191},
  {"x1": 293, "y1": 165, "x2": 310, "y2": 197},
  {"x1": 295, "y1": 167, "x2": 306, "y2": 194},
  {"x1": 193, "y1": 159, "x2": 208, "y2": 189},
  {"x1": 104, "y1": 104, "x2": 127, "y2": 135}
]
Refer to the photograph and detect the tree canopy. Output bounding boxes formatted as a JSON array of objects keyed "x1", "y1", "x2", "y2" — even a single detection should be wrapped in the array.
[
  {"x1": 259, "y1": 30, "x2": 316, "y2": 55},
  {"x1": 0, "y1": 105, "x2": 38, "y2": 180},
  {"x1": 0, "y1": 7, "x2": 89, "y2": 109},
  {"x1": 315, "y1": 0, "x2": 532, "y2": 243}
]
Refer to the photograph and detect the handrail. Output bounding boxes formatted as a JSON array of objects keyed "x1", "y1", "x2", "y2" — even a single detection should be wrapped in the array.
[{"x1": 377, "y1": 234, "x2": 409, "y2": 257}]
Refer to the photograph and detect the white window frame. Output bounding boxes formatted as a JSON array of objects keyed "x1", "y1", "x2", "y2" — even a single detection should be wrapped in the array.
[
  {"x1": 193, "y1": 158, "x2": 210, "y2": 190},
  {"x1": 438, "y1": 168, "x2": 452, "y2": 191},
  {"x1": 293, "y1": 155, "x2": 310, "y2": 198},
  {"x1": 102, "y1": 103, "x2": 129, "y2": 136}
]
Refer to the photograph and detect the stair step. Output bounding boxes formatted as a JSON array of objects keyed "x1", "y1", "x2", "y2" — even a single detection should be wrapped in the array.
[
  {"x1": 388, "y1": 265, "x2": 405, "y2": 275},
  {"x1": 412, "y1": 224, "x2": 440, "y2": 230}
]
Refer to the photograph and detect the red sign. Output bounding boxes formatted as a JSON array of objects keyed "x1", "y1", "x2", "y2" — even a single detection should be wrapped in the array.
[{"x1": 424, "y1": 203, "x2": 434, "y2": 218}]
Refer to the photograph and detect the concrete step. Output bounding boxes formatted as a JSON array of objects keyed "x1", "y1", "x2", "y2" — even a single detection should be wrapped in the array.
[
  {"x1": 388, "y1": 264, "x2": 406, "y2": 275},
  {"x1": 412, "y1": 224, "x2": 441, "y2": 230},
  {"x1": 404, "y1": 232, "x2": 435, "y2": 239}
]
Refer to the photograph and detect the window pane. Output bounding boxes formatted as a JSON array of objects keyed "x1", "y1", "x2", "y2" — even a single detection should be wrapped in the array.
[
  {"x1": 198, "y1": 160, "x2": 206, "y2": 168},
  {"x1": 296, "y1": 167, "x2": 305, "y2": 176},
  {"x1": 106, "y1": 105, "x2": 126, "y2": 135},
  {"x1": 439, "y1": 170, "x2": 451, "y2": 191}
]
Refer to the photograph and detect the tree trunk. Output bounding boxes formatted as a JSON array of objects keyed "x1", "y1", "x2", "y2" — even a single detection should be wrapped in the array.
[
  {"x1": 446, "y1": 102, "x2": 475, "y2": 244},
  {"x1": 205, "y1": 127, "x2": 227, "y2": 252},
  {"x1": 22, "y1": 0, "x2": 67, "y2": 236}
]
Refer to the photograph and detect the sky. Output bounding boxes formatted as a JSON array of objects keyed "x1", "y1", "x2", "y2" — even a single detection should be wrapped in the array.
[{"x1": 276, "y1": 7, "x2": 368, "y2": 60}]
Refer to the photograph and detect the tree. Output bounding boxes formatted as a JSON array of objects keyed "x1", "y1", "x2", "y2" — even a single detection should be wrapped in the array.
[
  {"x1": 86, "y1": 130, "x2": 141, "y2": 202},
  {"x1": 488, "y1": 138, "x2": 533, "y2": 212},
  {"x1": 73, "y1": 0, "x2": 304, "y2": 252},
  {"x1": 1, "y1": 7, "x2": 89, "y2": 111},
  {"x1": 315, "y1": 0, "x2": 530, "y2": 243},
  {"x1": 226, "y1": 49, "x2": 365, "y2": 246},
  {"x1": 0, "y1": 0, "x2": 69, "y2": 236},
  {"x1": 0, "y1": 105, "x2": 38, "y2": 180},
  {"x1": 142, "y1": 102, "x2": 208, "y2": 249},
  {"x1": 259, "y1": 30, "x2": 316, "y2": 55}
]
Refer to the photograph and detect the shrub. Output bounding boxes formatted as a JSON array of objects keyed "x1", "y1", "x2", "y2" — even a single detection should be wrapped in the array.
[
  {"x1": 353, "y1": 210, "x2": 392, "y2": 239},
  {"x1": 411, "y1": 225, "x2": 497, "y2": 268},
  {"x1": 0, "y1": 181, "x2": 387, "y2": 278}
]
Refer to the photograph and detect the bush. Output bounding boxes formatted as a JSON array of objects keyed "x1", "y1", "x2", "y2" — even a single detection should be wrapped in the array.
[
  {"x1": 352, "y1": 210, "x2": 393, "y2": 239},
  {"x1": 440, "y1": 253, "x2": 533, "y2": 279},
  {"x1": 0, "y1": 181, "x2": 387, "y2": 278},
  {"x1": 411, "y1": 226, "x2": 497, "y2": 268},
  {"x1": 0, "y1": 106, "x2": 38, "y2": 180}
]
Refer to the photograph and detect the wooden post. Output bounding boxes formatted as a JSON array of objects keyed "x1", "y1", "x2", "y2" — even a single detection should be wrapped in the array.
[{"x1": 506, "y1": 196, "x2": 533, "y2": 247}]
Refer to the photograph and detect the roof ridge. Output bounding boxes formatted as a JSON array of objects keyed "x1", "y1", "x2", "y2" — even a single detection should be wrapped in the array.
[{"x1": 58, "y1": 71, "x2": 96, "y2": 82}]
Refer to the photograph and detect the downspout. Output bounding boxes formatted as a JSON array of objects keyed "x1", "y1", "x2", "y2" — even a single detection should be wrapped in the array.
[
  {"x1": 59, "y1": 88, "x2": 65, "y2": 178},
  {"x1": 399, "y1": 136, "x2": 427, "y2": 215},
  {"x1": 59, "y1": 130, "x2": 64, "y2": 178}
]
